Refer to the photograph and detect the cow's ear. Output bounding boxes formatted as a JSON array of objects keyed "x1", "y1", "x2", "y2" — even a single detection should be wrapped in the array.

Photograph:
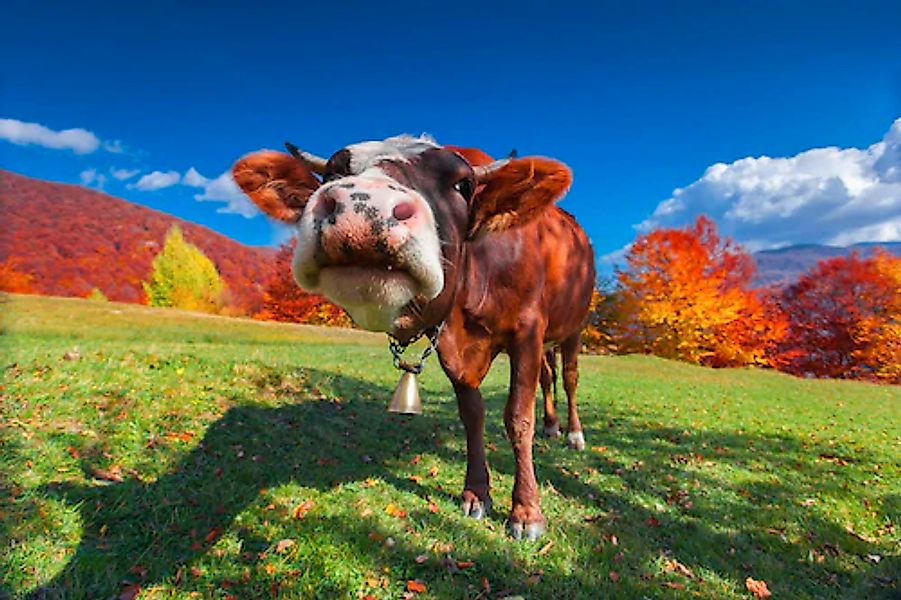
[
  {"x1": 467, "y1": 157, "x2": 572, "y2": 239},
  {"x1": 232, "y1": 151, "x2": 321, "y2": 223}
]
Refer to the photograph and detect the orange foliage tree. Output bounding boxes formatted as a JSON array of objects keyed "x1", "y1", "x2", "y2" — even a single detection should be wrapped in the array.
[
  {"x1": 614, "y1": 216, "x2": 780, "y2": 367},
  {"x1": 0, "y1": 257, "x2": 35, "y2": 293},
  {"x1": 777, "y1": 250, "x2": 900, "y2": 383},
  {"x1": 255, "y1": 238, "x2": 351, "y2": 327}
]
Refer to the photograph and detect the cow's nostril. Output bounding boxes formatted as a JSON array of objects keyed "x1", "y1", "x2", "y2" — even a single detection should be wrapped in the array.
[
  {"x1": 392, "y1": 202, "x2": 415, "y2": 221},
  {"x1": 318, "y1": 196, "x2": 337, "y2": 217}
]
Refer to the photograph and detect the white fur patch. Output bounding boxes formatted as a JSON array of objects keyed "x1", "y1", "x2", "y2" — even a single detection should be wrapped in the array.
[
  {"x1": 317, "y1": 267, "x2": 418, "y2": 331},
  {"x1": 346, "y1": 135, "x2": 438, "y2": 173},
  {"x1": 291, "y1": 155, "x2": 445, "y2": 334},
  {"x1": 567, "y1": 431, "x2": 586, "y2": 450}
]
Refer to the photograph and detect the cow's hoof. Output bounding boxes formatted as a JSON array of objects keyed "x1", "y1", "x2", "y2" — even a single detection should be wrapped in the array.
[
  {"x1": 508, "y1": 519, "x2": 546, "y2": 541},
  {"x1": 543, "y1": 422, "x2": 561, "y2": 438},
  {"x1": 567, "y1": 431, "x2": 585, "y2": 451},
  {"x1": 461, "y1": 495, "x2": 492, "y2": 520}
]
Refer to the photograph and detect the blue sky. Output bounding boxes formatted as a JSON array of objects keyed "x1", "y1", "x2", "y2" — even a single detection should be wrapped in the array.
[{"x1": 2, "y1": 1, "x2": 900, "y2": 267}]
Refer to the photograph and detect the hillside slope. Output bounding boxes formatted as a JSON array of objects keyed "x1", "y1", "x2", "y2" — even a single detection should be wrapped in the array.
[
  {"x1": 753, "y1": 241, "x2": 901, "y2": 287},
  {"x1": 0, "y1": 169, "x2": 274, "y2": 311}
]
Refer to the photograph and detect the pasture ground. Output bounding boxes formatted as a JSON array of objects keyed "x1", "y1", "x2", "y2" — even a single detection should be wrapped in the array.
[{"x1": 1, "y1": 294, "x2": 899, "y2": 599}]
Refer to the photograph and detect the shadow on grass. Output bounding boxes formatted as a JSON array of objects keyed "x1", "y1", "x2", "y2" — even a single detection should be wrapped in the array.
[{"x1": 24, "y1": 367, "x2": 899, "y2": 599}]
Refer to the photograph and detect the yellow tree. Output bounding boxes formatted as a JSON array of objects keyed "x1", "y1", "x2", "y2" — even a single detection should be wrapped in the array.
[{"x1": 142, "y1": 225, "x2": 224, "y2": 313}]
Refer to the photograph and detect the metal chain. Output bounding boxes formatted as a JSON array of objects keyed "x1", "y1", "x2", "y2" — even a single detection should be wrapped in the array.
[{"x1": 388, "y1": 323, "x2": 443, "y2": 374}]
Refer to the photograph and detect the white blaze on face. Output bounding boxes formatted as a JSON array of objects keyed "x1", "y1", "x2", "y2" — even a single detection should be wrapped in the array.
[{"x1": 291, "y1": 136, "x2": 445, "y2": 332}]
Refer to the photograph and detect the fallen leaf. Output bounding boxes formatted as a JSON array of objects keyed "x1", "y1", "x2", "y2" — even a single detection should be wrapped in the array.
[
  {"x1": 414, "y1": 553, "x2": 429, "y2": 564},
  {"x1": 204, "y1": 527, "x2": 223, "y2": 544},
  {"x1": 118, "y1": 583, "x2": 141, "y2": 600},
  {"x1": 406, "y1": 579, "x2": 426, "y2": 593},
  {"x1": 609, "y1": 570, "x2": 620, "y2": 582},
  {"x1": 275, "y1": 539, "x2": 294, "y2": 553},
  {"x1": 386, "y1": 503, "x2": 407, "y2": 518},
  {"x1": 427, "y1": 501, "x2": 439, "y2": 513},
  {"x1": 865, "y1": 554, "x2": 882, "y2": 564},
  {"x1": 663, "y1": 581, "x2": 685, "y2": 590},
  {"x1": 368, "y1": 531, "x2": 384, "y2": 542},
  {"x1": 745, "y1": 577, "x2": 771, "y2": 598},
  {"x1": 408, "y1": 475, "x2": 423, "y2": 483},
  {"x1": 537, "y1": 541, "x2": 554, "y2": 556},
  {"x1": 646, "y1": 516, "x2": 660, "y2": 527},
  {"x1": 292, "y1": 500, "x2": 314, "y2": 519},
  {"x1": 92, "y1": 465, "x2": 124, "y2": 482},
  {"x1": 481, "y1": 577, "x2": 491, "y2": 593},
  {"x1": 456, "y1": 560, "x2": 475, "y2": 569},
  {"x1": 410, "y1": 455, "x2": 422, "y2": 465},
  {"x1": 663, "y1": 557, "x2": 694, "y2": 579},
  {"x1": 263, "y1": 564, "x2": 276, "y2": 575},
  {"x1": 427, "y1": 465, "x2": 439, "y2": 477}
]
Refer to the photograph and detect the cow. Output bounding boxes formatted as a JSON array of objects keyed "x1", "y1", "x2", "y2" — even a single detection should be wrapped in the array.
[{"x1": 232, "y1": 135, "x2": 595, "y2": 540}]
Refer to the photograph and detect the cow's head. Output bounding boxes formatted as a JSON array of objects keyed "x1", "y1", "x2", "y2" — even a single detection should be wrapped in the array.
[{"x1": 233, "y1": 135, "x2": 570, "y2": 341}]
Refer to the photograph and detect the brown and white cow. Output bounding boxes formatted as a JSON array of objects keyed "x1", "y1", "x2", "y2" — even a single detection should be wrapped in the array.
[{"x1": 232, "y1": 135, "x2": 595, "y2": 540}]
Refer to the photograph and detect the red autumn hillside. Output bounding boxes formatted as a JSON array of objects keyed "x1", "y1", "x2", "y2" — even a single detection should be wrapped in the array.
[{"x1": 0, "y1": 169, "x2": 274, "y2": 312}]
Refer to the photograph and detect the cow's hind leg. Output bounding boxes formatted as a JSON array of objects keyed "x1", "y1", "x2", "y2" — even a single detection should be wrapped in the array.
[
  {"x1": 505, "y1": 322, "x2": 547, "y2": 540},
  {"x1": 561, "y1": 332, "x2": 585, "y2": 450},
  {"x1": 439, "y1": 335, "x2": 495, "y2": 520},
  {"x1": 540, "y1": 349, "x2": 560, "y2": 438}
]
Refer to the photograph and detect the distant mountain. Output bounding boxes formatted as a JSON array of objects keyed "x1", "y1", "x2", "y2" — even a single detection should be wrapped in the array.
[
  {"x1": 0, "y1": 169, "x2": 274, "y2": 312},
  {"x1": 753, "y1": 241, "x2": 901, "y2": 287}
]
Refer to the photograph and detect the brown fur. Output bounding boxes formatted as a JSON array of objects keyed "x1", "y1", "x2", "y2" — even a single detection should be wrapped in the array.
[{"x1": 232, "y1": 151, "x2": 319, "y2": 223}]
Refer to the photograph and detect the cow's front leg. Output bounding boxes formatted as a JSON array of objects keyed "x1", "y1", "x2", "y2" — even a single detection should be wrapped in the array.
[
  {"x1": 454, "y1": 382, "x2": 492, "y2": 519},
  {"x1": 438, "y1": 329, "x2": 495, "y2": 521},
  {"x1": 505, "y1": 325, "x2": 546, "y2": 541}
]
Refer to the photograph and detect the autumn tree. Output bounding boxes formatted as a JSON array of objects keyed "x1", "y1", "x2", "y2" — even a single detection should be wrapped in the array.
[
  {"x1": 255, "y1": 238, "x2": 351, "y2": 327},
  {"x1": 777, "y1": 250, "x2": 900, "y2": 382},
  {"x1": 614, "y1": 216, "x2": 778, "y2": 367},
  {"x1": 142, "y1": 226, "x2": 224, "y2": 313},
  {"x1": 581, "y1": 281, "x2": 622, "y2": 354},
  {"x1": 0, "y1": 257, "x2": 34, "y2": 294},
  {"x1": 86, "y1": 287, "x2": 109, "y2": 302}
]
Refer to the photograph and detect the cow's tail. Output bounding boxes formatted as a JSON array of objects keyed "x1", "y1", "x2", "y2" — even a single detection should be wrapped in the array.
[{"x1": 545, "y1": 348, "x2": 558, "y2": 401}]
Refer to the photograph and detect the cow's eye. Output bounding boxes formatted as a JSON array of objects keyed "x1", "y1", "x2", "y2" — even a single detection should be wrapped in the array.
[{"x1": 453, "y1": 178, "x2": 474, "y2": 200}]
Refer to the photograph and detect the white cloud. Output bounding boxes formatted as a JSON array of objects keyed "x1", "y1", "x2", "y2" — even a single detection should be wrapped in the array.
[
  {"x1": 189, "y1": 168, "x2": 257, "y2": 218},
  {"x1": 80, "y1": 168, "x2": 107, "y2": 190},
  {"x1": 103, "y1": 139, "x2": 125, "y2": 153},
  {"x1": 182, "y1": 167, "x2": 209, "y2": 187},
  {"x1": 0, "y1": 118, "x2": 100, "y2": 154},
  {"x1": 110, "y1": 167, "x2": 140, "y2": 181},
  {"x1": 637, "y1": 117, "x2": 901, "y2": 251},
  {"x1": 80, "y1": 169, "x2": 97, "y2": 185},
  {"x1": 131, "y1": 170, "x2": 181, "y2": 191}
]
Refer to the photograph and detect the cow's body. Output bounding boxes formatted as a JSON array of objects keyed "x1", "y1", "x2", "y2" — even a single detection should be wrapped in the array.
[
  {"x1": 232, "y1": 136, "x2": 595, "y2": 539},
  {"x1": 437, "y1": 205, "x2": 594, "y2": 538}
]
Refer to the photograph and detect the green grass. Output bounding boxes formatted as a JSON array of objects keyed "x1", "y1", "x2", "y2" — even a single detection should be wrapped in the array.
[{"x1": 1, "y1": 294, "x2": 899, "y2": 599}]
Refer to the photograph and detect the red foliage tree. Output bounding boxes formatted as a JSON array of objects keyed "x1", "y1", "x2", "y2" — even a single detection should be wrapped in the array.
[
  {"x1": 776, "y1": 250, "x2": 900, "y2": 382},
  {"x1": 255, "y1": 238, "x2": 351, "y2": 327},
  {"x1": 0, "y1": 257, "x2": 35, "y2": 293}
]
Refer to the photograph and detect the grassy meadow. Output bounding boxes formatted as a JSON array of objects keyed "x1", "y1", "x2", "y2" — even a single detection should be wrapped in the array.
[{"x1": 1, "y1": 294, "x2": 899, "y2": 599}]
